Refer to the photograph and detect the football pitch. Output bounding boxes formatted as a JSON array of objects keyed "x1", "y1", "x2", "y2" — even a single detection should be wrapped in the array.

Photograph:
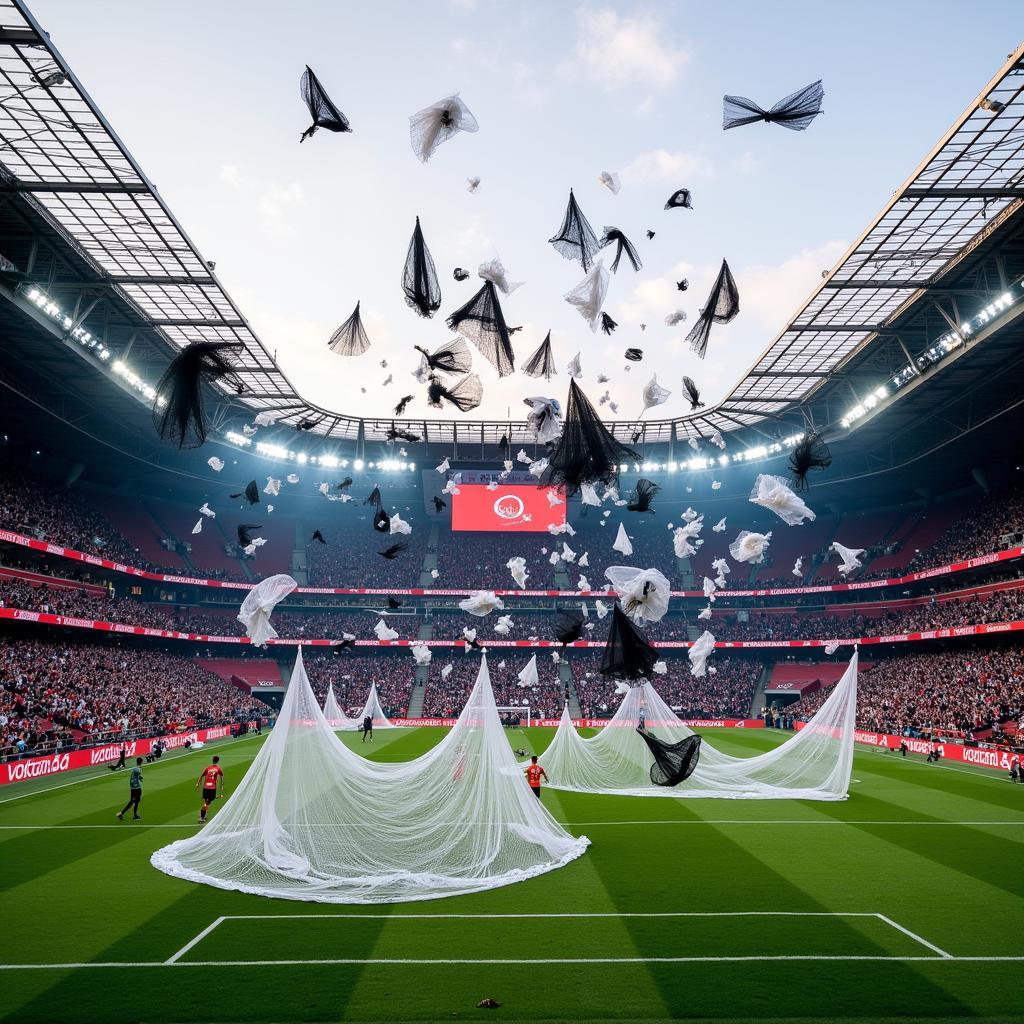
[{"x1": 2, "y1": 726, "x2": 1023, "y2": 1024}]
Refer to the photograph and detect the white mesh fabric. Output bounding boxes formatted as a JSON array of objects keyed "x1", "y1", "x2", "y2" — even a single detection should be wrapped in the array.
[
  {"x1": 543, "y1": 651, "x2": 858, "y2": 800},
  {"x1": 152, "y1": 650, "x2": 588, "y2": 903},
  {"x1": 322, "y1": 685, "x2": 358, "y2": 729},
  {"x1": 354, "y1": 681, "x2": 398, "y2": 729}
]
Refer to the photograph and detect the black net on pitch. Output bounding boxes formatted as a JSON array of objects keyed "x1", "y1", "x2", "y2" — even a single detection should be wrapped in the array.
[
  {"x1": 600, "y1": 605, "x2": 657, "y2": 680},
  {"x1": 153, "y1": 342, "x2": 243, "y2": 449},
  {"x1": 426, "y1": 373, "x2": 483, "y2": 412},
  {"x1": 599, "y1": 227, "x2": 642, "y2": 274},
  {"x1": 299, "y1": 66, "x2": 351, "y2": 142},
  {"x1": 686, "y1": 259, "x2": 739, "y2": 359},
  {"x1": 541, "y1": 379, "x2": 638, "y2": 496},
  {"x1": 723, "y1": 80, "x2": 824, "y2": 131},
  {"x1": 446, "y1": 280, "x2": 514, "y2": 377},
  {"x1": 328, "y1": 301, "x2": 372, "y2": 356},
  {"x1": 548, "y1": 189, "x2": 600, "y2": 272},
  {"x1": 401, "y1": 216, "x2": 442, "y2": 318},
  {"x1": 637, "y1": 729, "x2": 702, "y2": 787},
  {"x1": 414, "y1": 337, "x2": 473, "y2": 376},
  {"x1": 522, "y1": 331, "x2": 557, "y2": 380}
]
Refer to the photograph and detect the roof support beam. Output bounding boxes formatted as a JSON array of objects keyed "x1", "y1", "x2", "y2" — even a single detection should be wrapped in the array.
[
  {"x1": 746, "y1": 370, "x2": 831, "y2": 378},
  {"x1": 149, "y1": 318, "x2": 245, "y2": 327},
  {"x1": 788, "y1": 324, "x2": 881, "y2": 332},
  {"x1": 0, "y1": 181, "x2": 149, "y2": 194},
  {"x1": 902, "y1": 186, "x2": 1024, "y2": 199}
]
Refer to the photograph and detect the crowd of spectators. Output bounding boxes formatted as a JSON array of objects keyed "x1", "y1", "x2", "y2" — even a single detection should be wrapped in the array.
[
  {"x1": 302, "y1": 652, "x2": 414, "y2": 718},
  {"x1": 793, "y1": 644, "x2": 1024, "y2": 738},
  {"x1": 421, "y1": 655, "x2": 567, "y2": 718},
  {"x1": 0, "y1": 636, "x2": 265, "y2": 758}
]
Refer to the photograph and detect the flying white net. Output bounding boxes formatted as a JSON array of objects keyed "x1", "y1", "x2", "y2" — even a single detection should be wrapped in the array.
[
  {"x1": 322, "y1": 685, "x2": 358, "y2": 729},
  {"x1": 543, "y1": 650, "x2": 858, "y2": 800},
  {"x1": 152, "y1": 650, "x2": 589, "y2": 903}
]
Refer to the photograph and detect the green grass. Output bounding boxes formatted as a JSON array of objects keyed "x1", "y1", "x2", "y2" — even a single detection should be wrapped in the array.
[{"x1": 2, "y1": 725, "x2": 1023, "y2": 1024}]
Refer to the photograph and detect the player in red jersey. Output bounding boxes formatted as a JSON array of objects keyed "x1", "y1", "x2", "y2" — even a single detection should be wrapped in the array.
[
  {"x1": 196, "y1": 755, "x2": 224, "y2": 824},
  {"x1": 524, "y1": 755, "x2": 548, "y2": 799}
]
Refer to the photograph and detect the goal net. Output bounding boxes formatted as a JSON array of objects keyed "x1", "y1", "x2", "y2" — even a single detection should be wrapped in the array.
[{"x1": 496, "y1": 706, "x2": 531, "y2": 727}]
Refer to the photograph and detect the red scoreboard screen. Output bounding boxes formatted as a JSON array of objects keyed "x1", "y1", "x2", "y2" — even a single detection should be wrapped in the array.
[{"x1": 450, "y1": 484, "x2": 566, "y2": 532}]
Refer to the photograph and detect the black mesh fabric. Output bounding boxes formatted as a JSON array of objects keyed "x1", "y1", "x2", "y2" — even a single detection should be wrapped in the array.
[
  {"x1": 624, "y1": 347, "x2": 643, "y2": 362},
  {"x1": 686, "y1": 259, "x2": 739, "y2": 359},
  {"x1": 433, "y1": 496, "x2": 447, "y2": 512},
  {"x1": 379, "y1": 541, "x2": 408, "y2": 559},
  {"x1": 723, "y1": 80, "x2": 824, "y2": 131},
  {"x1": 677, "y1": 278, "x2": 689, "y2": 291},
  {"x1": 599, "y1": 227, "x2": 642, "y2": 274},
  {"x1": 600, "y1": 312, "x2": 617, "y2": 335},
  {"x1": 153, "y1": 342, "x2": 243, "y2": 449},
  {"x1": 337, "y1": 477, "x2": 353, "y2": 490},
  {"x1": 328, "y1": 301, "x2": 372, "y2": 356},
  {"x1": 387, "y1": 596, "x2": 403, "y2": 609},
  {"x1": 297, "y1": 418, "x2": 317, "y2": 430},
  {"x1": 663, "y1": 189, "x2": 692, "y2": 210},
  {"x1": 600, "y1": 605, "x2": 658, "y2": 680},
  {"x1": 386, "y1": 425, "x2": 420, "y2": 442},
  {"x1": 522, "y1": 332, "x2": 557, "y2": 380},
  {"x1": 393, "y1": 394, "x2": 415, "y2": 415},
  {"x1": 401, "y1": 216, "x2": 441, "y2": 318},
  {"x1": 548, "y1": 189, "x2": 600, "y2": 271},
  {"x1": 426, "y1": 373, "x2": 483, "y2": 412},
  {"x1": 230, "y1": 481, "x2": 260, "y2": 506},
  {"x1": 299, "y1": 66, "x2": 351, "y2": 142},
  {"x1": 682, "y1": 376, "x2": 704, "y2": 410},
  {"x1": 453, "y1": 268, "x2": 469, "y2": 282},
  {"x1": 627, "y1": 477, "x2": 660, "y2": 513},
  {"x1": 553, "y1": 609, "x2": 586, "y2": 645},
  {"x1": 237, "y1": 523, "x2": 261, "y2": 546},
  {"x1": 788, "y1": 431, "x2": 832, "y2": 491},
  {"x1": 364, "y1": 486, "x2": 390, "y2": 532},
  {"x1": 312, "y1": 530, "x2": 327, "y2": 544},
  {"x1": 637, "y1": 729, "x2": 702, "y2": 787},
  {"x1": 540, "y1": 379, "x2": 639, "y2": 496},
  {"x1": 414, "y1": 338, "x2": 473, "y2": 376},
  {"x1": 445, "y1": 280, "x2": 514, "y2": 377}
]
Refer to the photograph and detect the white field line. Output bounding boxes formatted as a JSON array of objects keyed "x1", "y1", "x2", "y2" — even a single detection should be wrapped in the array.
[
  {"x1": 165, "y1": 917, "x2": 225, "y2": 965},
  {"x1": 874, "y1": 913, "x2": 953, "y2": 959}
]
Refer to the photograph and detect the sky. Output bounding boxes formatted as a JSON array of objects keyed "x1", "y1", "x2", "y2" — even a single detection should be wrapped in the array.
[{"x1": 30, "y1": 0, "x2": 1024, "y2": 425}]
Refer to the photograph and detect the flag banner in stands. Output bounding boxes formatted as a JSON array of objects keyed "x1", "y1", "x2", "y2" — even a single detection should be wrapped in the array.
[
  {"x1": 451, "y1": 484, "x2": 566, "y2": 532},
  {"x1": 1, "y1": 528, "x2": 1021, "y2": 597}
]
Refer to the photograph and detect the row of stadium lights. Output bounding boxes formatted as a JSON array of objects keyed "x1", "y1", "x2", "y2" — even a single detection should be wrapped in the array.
[
  {"x1": 841, "y1": 282, "x2": 1022, "y2": 429},
  {"x1": 223, "y1": 432, "x2": 416, "y2": 472}
]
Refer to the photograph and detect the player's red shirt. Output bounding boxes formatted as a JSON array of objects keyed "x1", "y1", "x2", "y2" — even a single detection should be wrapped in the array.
[
  {"x1": 526, "y1": 764, "x2": 544, "y2": 788},
  {"x1": 201, "y1": 765, "x2": 223, "y2": 789}
]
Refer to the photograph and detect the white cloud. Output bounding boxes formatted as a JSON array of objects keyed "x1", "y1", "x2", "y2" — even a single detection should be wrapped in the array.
[
  {"x1": 620, "y1": 148, "x2": 713, "y2": 185},
  {"x1": 219, "y1": 165, "x2": 305, "y2": 236},
  {"x1": 562, "y1": 7, "x2": 689, "y2": 91}
]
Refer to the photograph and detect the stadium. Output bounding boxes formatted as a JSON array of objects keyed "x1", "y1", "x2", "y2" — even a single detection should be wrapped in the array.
[{"x1": 1, "y1": 2, "x2": 1023, "y2": 1021}]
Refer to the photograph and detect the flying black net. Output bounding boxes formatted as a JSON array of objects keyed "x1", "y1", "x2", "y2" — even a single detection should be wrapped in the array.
[
  {"x1": 600, "y1": 605, "x2": 658, "y2": 680},
  {"x1": 664, "y1": 189, "x2": 692, "y2": 210},
  {"x1": 153, "y1": 342, "x2": 243, "y2": 449},
  {"x1": 627, "y1": 478, "x2": 660, "y2": 513},
  {"x1": 541, "y1": 379, "x2": 639, "y2": 496},
  {"x1": 386, "y1": 425, "x2": 420, "y2": 443},
  {"x1": 788, "y1": 431, "x2": 832, "y2": 491},
  {"x1": 682, "y1": 376, "x2": 704, "y2": 410},
  {"x1": 230, "y1": 481, "x2": 260, "y2": 506},
  {"x1": 433, "y1": 496, "x2": 447, "y2": 512},
  {"x1": 328, "y1": 302, "x2": 372, "y2": 357},
  {"x1": 393, "y1": 394, "x2": 415, "y2": 415},
  {"x1": 636, "y1": 729, "x2": 702, "y2": 787},
  {"x1": 548, "y1": 189, "x2": 600, "y2": 272},
  {"x1": 299, "y1": 66, "x2": 351, "y2": 142},
  {"x1": 446, "y1": 280, "x2": 515, "y2": 377},
  {"x1": 379, "y1": 541, "x2": 408, "y2": 559},
  {"x1": 624, "y1": 347, "x2": 643, "y2": 362},
  {"x1": 723, "y1": 80, "x2": 824, "y2": 131},
  {"x1": 414, "y1": 338, "x2": 473, "y2": 378},
  {"x1": 601, "y1": 312, "x2": 617, "y2": 335},
  {"x1": 599, "y1": 227, "x2": 642, "y2": 274},
  {"x1": 553, "y1": 609, "x2": 586, "y2": 645},
  {"x1": 686, "y1": 259, "x2": 739, "y2": 359},
  {"x1": 522, "y1": 332, "x2": 558, "y2": 380},
  {"x1": 401, "y1": 216, "x2": 441, "y2": 318},
  {"x1": 426, "y1": 373, "x2": 484, "y2": 412}
]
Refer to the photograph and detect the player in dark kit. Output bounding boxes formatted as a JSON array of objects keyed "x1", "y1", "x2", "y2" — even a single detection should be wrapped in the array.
[
  {"x1": 196, "y1": 755, "x2": 224, "y2": 823},
  {"x1": 362, "y1": 714, "x2": 373, "y2": 743}
]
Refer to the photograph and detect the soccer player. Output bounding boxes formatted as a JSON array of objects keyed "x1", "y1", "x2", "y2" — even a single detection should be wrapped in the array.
[
  {"x1": 362, "y1": 714, "x2": 373, "y2": 743},
  {"x1": 116, "y1": 757, "x2": 144, "y2": 820},
  {"x1": 524, "y1": 755, "x2": 548, "y2": 799},
  {"x1": 196, "y1": 755, "x2": 224, "y2": 824}
]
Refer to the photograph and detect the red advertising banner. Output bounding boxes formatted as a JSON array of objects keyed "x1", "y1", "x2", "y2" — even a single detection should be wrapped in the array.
[
  {"x1": 393, "y1": 717, "x2": 766, "y2": 729},
  {"x1": 3, "y1": 605, "x2": 1024, "y2": 649},
  {"x1": 1, "y1": 528, "x2": 1020, "y2": 598},
  {"x1": 450, "y1": 484, "x2": 566, "y2": 533},
  {"x1": 1, "y1": 725, "x2": 233, "y2": 786}
]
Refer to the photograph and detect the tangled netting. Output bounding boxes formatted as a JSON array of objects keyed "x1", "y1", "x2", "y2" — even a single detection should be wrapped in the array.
[
  {"x1": 541, "y1": 379, "x2": 639, "y2": 496},
  {"x1": 522, "y1": 331, "x2": 557, "y2": 380},
  {"x1": 427, "y1": 373, "x2": 483, "y2": 412},
  {"x1": 636, "y1": 728, "x2": 702, "y2": 787},
  {"x1": 549, "y1": 189, "x2": 600, "y2": 271},
  {"x1": 413, "y1": 337, "x2": 473, "y2": 378},
  {"x1": 409, "y1": 93, "x2": 479, "y2": 163},
  {"x1": 542, "y1": 650, "x2": 858, "y2": 799},
  {"x1": 323, "y1": 681, "x2": 398, "y2": 731},
  {"x1": 152, "y1": 651, "x2": 589, "y2": 903},
  {"x1": 299, "y1": 65, "x2": 351, "y2": 141},
  {"x1": 402, "y1": 216, "x2": 441, "y2": 318},
  {"x1": 599, "y1": 226, "x2": 642, "y2": 273},
  {"x1": 723, "y1": 80, "x2": 824, "y2": 131},
  {"x1": 686, "y1": 259, "x2": 739, "y2": 359},
  {"x1": 328, "y1": 302, "x2": 372, "y2": 357},
  {"x1": 153, "y1": 342, "x2": 243, "y2": 449},
  {"x1": 788, "y1": 431, "x2": 833, "y2": 490},
  {"x1": 600, "y1": 604, "x2": 658, "y2": 679},
  {"x1": 446, "y1": 280, "x2": 514, "y2": 377}
]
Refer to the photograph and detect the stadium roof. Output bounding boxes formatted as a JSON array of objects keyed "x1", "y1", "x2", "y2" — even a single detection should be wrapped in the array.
[{"x1": 2, "y1": 1, "x2": 1024, "y2": 451}]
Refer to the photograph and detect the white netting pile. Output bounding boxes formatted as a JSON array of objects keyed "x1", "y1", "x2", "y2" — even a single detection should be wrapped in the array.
[
  {"x1": 152, "y1": 650, "x2": 589, "y2": 903},
  {"x1": 543, "y1": 650, "x2": 858, "y2": 800},
  {"x1": 354, "y1": 681, "x2": 398, "y2": 729},
  {"x1": 322, "y1": 685, "x2": 358, "y2": 729}
]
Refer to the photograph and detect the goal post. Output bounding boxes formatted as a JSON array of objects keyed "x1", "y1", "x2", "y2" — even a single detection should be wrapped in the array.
[{"x1": 496, "y1": 706, "x2": 532, "y2": 728}]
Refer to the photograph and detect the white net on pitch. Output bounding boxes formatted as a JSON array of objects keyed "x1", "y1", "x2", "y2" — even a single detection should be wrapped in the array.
[
  {"x1": 322, "y1": 685, "x2": 358, "y2": 729},
  {"x1": 355, "y1": 681, "x2": 398, "y2": 729},
  {"x1": 152, "y1": 649, "x2": 589, "y2": 903},
  {"x1": 543, "y1": 650, "x2": 858, "y2": 800}
]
